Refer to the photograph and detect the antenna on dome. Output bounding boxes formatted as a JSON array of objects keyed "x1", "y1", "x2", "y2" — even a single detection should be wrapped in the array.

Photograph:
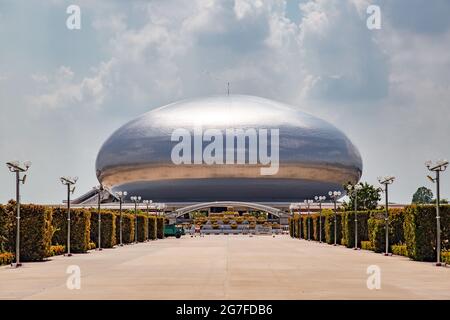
[{"x1": 202, "y1": 70, "x2": 231, "y2": 96}]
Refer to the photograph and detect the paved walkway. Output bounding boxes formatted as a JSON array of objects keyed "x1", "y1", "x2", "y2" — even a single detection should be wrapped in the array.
[{"x1": 1, "y1": 235, "x2": 449, "y2": 299}]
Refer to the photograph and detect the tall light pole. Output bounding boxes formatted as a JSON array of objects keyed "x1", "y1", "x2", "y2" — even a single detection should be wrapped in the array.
[
  {"x1": 6, "y1": 161, "x2": 32, "y2": 268},
  {"x1": 314, "y1": 196, "x2": 326, "y2": 243},
  {"x1": 130, "y1": 196, "x2": 141, "y2": 243},
  {"x1": 425, "y1": 159, "x2": 448, "y2": 266},
  {"x1": 93, "y1": 185, "x2": 104, "y2": 251},
  {"x1": 115, "y1": 191, "x2": 127, "y2": 246},
  {"x1": 304, "y1": 199, "x2": 313, "y2": 240},
  {"x1": 143, "y1": 200, "x2": 152, "y2": 241},
  {"x1": 378, "y1": 176, "x2": 395, "y2": 256},
  {"x1": 346, "y1": 183, "x2": 363, "y2": 250},
  {"x1": 328, "y1": 191, "x2": 341, "y2": 246},
  {"x1": 60, "y1": 176, "x2": 78, "y2": 256}
]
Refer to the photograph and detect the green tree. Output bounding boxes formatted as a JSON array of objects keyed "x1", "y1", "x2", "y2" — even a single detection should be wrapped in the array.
[
  {"x1": 412, "y1": 186, "x2": 433, "y2": 204},
  {"x1": 342, "y1": 182, "x2": 381, "y2": 211}
]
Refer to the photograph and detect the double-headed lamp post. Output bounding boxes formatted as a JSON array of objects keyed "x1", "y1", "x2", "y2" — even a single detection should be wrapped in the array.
[
  {"x1": 378, "y1": 176, "x2": 395, "y2": 256},
  {"x1": 60, "y1": 176, "x2": 78, "y2": 256},
  {"x1": 314, "y1": 196, "x2": 326, "y2": 243},
  {"x1": 115, "y1": 191, "x2": 127, "y2": 246},
  {"x1": 6, "y1": 160, "x2": 32, "y2": 267},
  {"x1": 328, "y1": 191, "x2": 342, "y2": 246},
  {"x1": 425, "y1": 159, "x2": 448, "y2": 266},
  {"x1": 130, "y1": 196, "x2": 141, "y2": 243},
  {"x1": 304, "y1": 199, "x2": 313, "y2": 241},
  {"x1": 346, "y1": 183, "x2": 363, "y2": 250},
  {"x1": 143, "y1": 200, "x2": 152, "y2": 240}
]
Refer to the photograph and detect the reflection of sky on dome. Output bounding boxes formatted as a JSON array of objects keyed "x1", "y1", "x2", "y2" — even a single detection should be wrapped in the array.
[
  {"x1": 96, "y1": 95, "x2": 362, "y2": 172},
  {"x1": 133, "y1": 95, "x2": 321, "y2": 130}
]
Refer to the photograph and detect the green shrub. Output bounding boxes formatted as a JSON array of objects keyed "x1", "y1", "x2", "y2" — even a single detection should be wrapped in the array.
[
  {"x1": 324, "y1": 209, "x2": 342, "y2": 245},
  {"x1": 391, "y1": 244, "x2": 408, "y2": 257},
  {"x1": 442, "y1": 251, "x2": 450, "y2": 264},
  {"x1": 0, "y1": 204, "x2": 10, "y2": 252},
  {"x1": 342, "y1": 211, "x2": 370, "y2": 248},
  {"x1": 289, "y1": 218, "x2": 294, "y2": 237},
  {"x1": 157, "y1": 217, "x2": 165, "y2": 239},
  {"x1": 49, "y1": 245, "x2": 66, "y2": 256},
  {"x1": 137, "y1": 214, "x2": 149, "y2": 242},
  {"x1": 52, "y1": 207, "x2": 91, "y2": 253},
  {"x1": 367, "y1": 212, "x2": 386, "y2": 253},
  {"x1": 148, "y1": 216, "x2": 157, "y2": 240},
  {"x1": 302, "y1": 215, "x2": 314, "y2": 240},
  {"x1": 3, "y1": 201, "x2": 53, "y2": 261},
  {"x1": 90, "y1": 210, "x2": 116, "y2": 248},
  {"x1": 367, "y1": 209, "x2": 404, "y2": 253},
  {"x1": 0, "y1": 252, "x2": 14, "y2": 265},
  {"x1": 88, "y1": 242, "x2": 96, "y2": 250},
  {"x1": 361, "y1": 241, "x2": 374, "y2": 251},
  {"x1": 312, "y1": 213, "x2": 325, "y2": 242},
  {"x1": 404, "y1": 205, "x2": 450, "y2": 261},
  {"x1": 115, "y1": 212, "x2": 135, "y2": 244}
]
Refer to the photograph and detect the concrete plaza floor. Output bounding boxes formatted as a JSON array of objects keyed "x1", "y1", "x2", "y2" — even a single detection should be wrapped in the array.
[{"x1": 1, "y1": 235, "x2": 449, "y2": 300}]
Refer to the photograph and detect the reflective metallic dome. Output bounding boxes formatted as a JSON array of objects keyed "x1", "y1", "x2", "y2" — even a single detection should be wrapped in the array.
[{"x1": 96, "y1": 95, "x2": 362, "y2": 202}]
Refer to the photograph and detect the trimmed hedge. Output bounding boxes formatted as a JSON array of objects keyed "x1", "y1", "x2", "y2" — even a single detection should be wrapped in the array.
[
  {"x1": 391, "y1": 244, "x2": 408, "y2": 257},
  {"x1": 115, "y1": 213, "x2": 135, "y2": 244},
  {"x1": 52, "y1": 207, "x2": 91, "y2": 253},
  {"x1": 367, "y1": 209, "x2": 405, "y2": 253},
  {"x1": 137, "y1": 214, "x2": 149, "y2": 242},
  {"x1": 148, "y1": 216, "x2": 157, "y2": 240},
  {"x1": 0, "y1": 252, "x2": 14, "y2": 265},
  {"x1": 312, "y1": 213, "x2": 325, "y2": 242},
  {"x1": 361, "y1": 241, "x2": 374, "y2": 251},
  {"x1": 342, "y1": 211, "x2": 370, "y2": 248},
  {"x1": 90, "y1": 210, "x2": 116, "y2": 248},
  {"x1": 157, "y1": 217, "x2": 165, "y2": 239},
  {"x1": 324, "y1": 209, "x2": 342, "y2": 245},
  {"x1": 404, "y1": 205, "x2": 450, "y2": 261},
  {"x1": 302, "y1": 215, "x2": 313, "y2": 240},
  {"x1": 3, "y1": 202, "x2": 53, "y2": 261}
]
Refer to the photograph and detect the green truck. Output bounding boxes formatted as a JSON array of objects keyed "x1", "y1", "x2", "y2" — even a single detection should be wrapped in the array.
[{"x1": 164, "y1": 224, "x2": 184, "y2": 238}]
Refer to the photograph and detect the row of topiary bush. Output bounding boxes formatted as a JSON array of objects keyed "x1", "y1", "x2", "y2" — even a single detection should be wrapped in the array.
[
  {"x1": 0, "y1": 201, "x2": 166, "y2": 264},
  {"x1": 289, "y1": 205, "x2": 450, "y2": 262}
]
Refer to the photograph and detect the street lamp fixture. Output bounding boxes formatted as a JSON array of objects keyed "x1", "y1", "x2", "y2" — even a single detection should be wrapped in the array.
[
  {"x1": 115, "y1": 191, "x2": 127, "y2": 246},
  {"x1": 130, "y1": 196, "x2": 141, "y2": 243},
  {"x1": 304, "y1": 199, "x2": 313, "y2": 241},
  {"x1": 377, "y1": 176, "x2": 395, "y2": 256},
  {"x1": 314, "y1": 195, "x2": 326, "y2": 243},
  {"x1": 347, "y1": 183, "x2": 363, "y2": 250},
  {"x1": 60, "y1": 176, "x2": 78, "y2": 256},
  {"x1": 328, "y1": 190, "x2": 342, "y2": 246},
  {"x1": 425, "y1": 159, "x2": 448, "y2": 266},
  {"x1": 6, "y1": 160, "x2": 32, "y2": 267}
]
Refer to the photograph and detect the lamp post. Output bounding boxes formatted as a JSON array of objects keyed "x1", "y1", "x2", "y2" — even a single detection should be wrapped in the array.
[
  {"x1": 143, "y1": 200, "x2": 152, "y2": 241},
  {"x1": 130, "y1": 196, "x2": 141, "y2": 243},
  {"x1": 425, "y1": 159, "x2": 448, "y2": 266},
  {"x1": 60, "y1": 176, "x2": 78, "y2": 256},
  {"x1": 6, "y1": 161, "x2": 32, "y2": 267},
  {"x1": 304, "y1": 199, "x2": 313, "y2": 240},
  {"x1": 378, "y1": 176, "x2": 395, "y2": 256},
  {"x1": 328, "y1": 191, "x2": 342, "y2": 246},
  {"x1": 314, "y1": 196, "x2": 326, "y2": 243},
  {"x1": 115, "y1": 191, "x2": 127, "y2": 246},
  {"x1": 93, "y1": 185, "x2": 104, "y2": 251},
  {"x1": 346, "y1": 183, "x2": 363, "y2": 250}
]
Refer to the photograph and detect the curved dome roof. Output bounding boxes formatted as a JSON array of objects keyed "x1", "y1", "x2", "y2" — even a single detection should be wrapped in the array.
[{"x1": 96, "y1": 95, "x2": 362, "y2": 202}]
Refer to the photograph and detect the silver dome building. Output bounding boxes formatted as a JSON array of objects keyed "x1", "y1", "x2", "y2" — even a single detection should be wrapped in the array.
[{"x1": 95, "y1": 95, "x2": 362, "y2": 202}]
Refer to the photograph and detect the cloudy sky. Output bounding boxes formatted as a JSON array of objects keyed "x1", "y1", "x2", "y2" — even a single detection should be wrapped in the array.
[{"x1": 1, "y1": 0, "x2": 449, "y2": 204}]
